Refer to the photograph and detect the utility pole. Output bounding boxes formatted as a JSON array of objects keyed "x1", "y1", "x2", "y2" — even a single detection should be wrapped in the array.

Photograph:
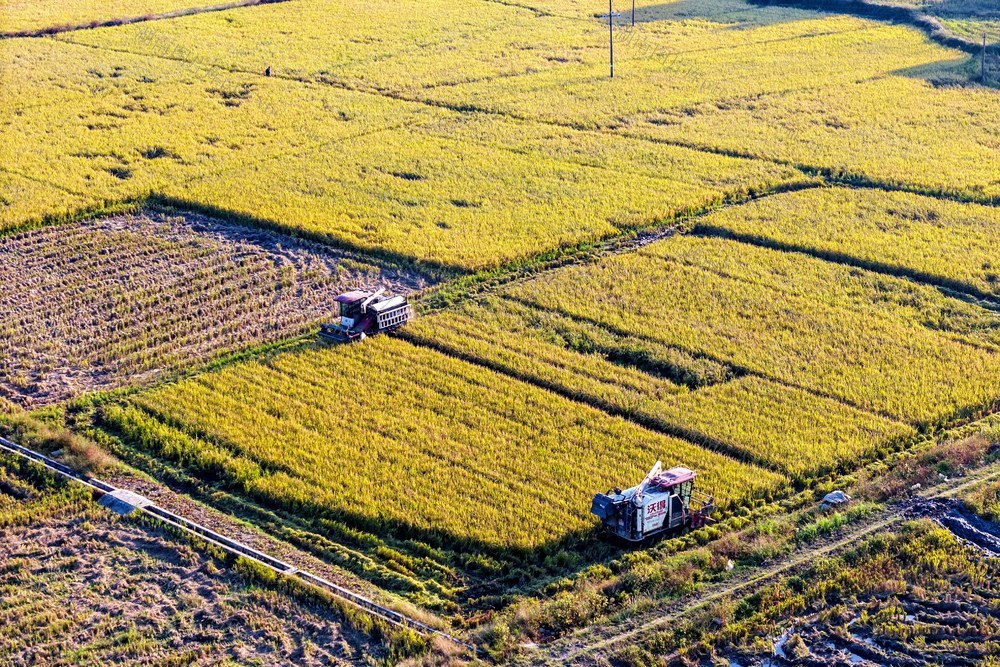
[
  {"x1": 983, "y1": 32, "x2": 988, "y2": 85},
  {"x1": 609, "y1": 0, "x2": 614, "y2": 78},
  {"x1": 631, "y1": 0, "x2": 635, "y2": 26}
]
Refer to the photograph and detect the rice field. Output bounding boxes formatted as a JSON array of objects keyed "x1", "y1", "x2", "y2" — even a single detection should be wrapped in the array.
[
  {"x1": 2, "y1": 35, "x2": 803, "y2": 269},
  {"x1": 404, "y1": 298, "x2": 916, "y2": 478},
  {"x1": 165, "y1": 116, "x2": 803, "y2": 268},
  {"x1": 4, "y1": 0, "x2": 1000, "y2": 653},
  {"x1": 101, "y1": 337, "x2": 786, "y2": 550},
  {"x1": 693, "y1": 186, "x2": 1000, "y2": 299},
  {"x1": 507, "y1": 234, "x2": 1000, "y2": 426},
  {"x1": 0, "y1": 210, "x2": 425, "y2": 407},
  {"x1": 0, "y1": 0, "x2": 222, "y2": 34}
]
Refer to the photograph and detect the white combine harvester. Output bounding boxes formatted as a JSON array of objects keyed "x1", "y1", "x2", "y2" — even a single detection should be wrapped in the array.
[
  {"x1": 319, "y1": 288, "x2": 413, "y2": 342},
  {"x1": 591, "y1": 461, "x2": 715, "y2": 542}
]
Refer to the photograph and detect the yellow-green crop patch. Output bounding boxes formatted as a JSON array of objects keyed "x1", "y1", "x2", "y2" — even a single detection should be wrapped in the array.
[
  {"x1": 0, "y1": 38, "x2": 439, "y2": 226},
  {"x1": 102, "y1": 337, "x2": 785, "y2": 550},
  {"x1": 164, "y1": 115, "x2": 804, "y2": 268},
  {"x1": 404, "y1": 298, "x2": 915, "y2": 478},
  {"x1": 0, "y1": 0, "x2": 220, "y2": 34},
  {"x1": 632, "y1": 75, "x2": 1000, "y2": 200},
  {"x1": 0, "y1": 172, "x2": 100, "y2": 229},
  {"x1": 59, "y1": 0, "x2": 598, "y2": 91},
  {"x1": 693, "y1": 186, "x2": 1000, "y2": 299},
  {"x1": 3, "y1": 37, "x2": 802, "y2": 269},
  {"x1": 419, "y1": 21, "x2": 951, "y2": 124},
  {"x1": 508, "y1": 234, "x2": 1000, "y2": 426}
]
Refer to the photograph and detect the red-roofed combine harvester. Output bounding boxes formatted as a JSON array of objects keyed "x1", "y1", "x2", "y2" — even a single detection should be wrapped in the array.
[
  {"x1": 319, "y1": 289, "x2": 413, "y2": 343},
  {"x1": 591, "y1": 461, "x2": 715, "y2": 542}
]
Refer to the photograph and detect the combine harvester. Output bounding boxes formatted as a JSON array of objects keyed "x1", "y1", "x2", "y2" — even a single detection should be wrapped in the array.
[
  {"x1": 591, "y1": 461, "x2": 715, "y2": 542},
  {"x1": 319, "y1": 288, "x2": 413, "y2": 342}
]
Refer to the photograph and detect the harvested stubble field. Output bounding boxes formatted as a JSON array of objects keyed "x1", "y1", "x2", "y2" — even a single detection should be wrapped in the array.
[
  {"x1": 0, "y1": 209, "x2": 426, "y2": 408},
  {"x1": 635, "y1": 519, "x2": 1000, "y2": 665},
  {"x1": 0, "y1": 457, "x2": 383, "y2": 666}
]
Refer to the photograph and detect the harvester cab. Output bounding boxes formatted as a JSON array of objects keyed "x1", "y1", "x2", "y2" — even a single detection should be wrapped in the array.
[
  {"x1": 591, "y1": 461, "x2": 714, "y2": 542},
  {"x1": 319, "y1": 288, "x2": 413, "y2": 342}
]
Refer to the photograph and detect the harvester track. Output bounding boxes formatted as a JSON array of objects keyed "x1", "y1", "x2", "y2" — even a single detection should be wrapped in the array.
[{"x1": 0, "y1": 435, "x2": 476, "y2": 656}]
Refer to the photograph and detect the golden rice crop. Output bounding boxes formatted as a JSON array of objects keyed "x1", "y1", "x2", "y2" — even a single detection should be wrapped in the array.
[
  {"x1": 692, "y1": 186, "x2": 1000, "y2": 299},
  {"x1": 0, "y1": 0, "x2": 214, "y2": 34},
  {"x1": 165, "y1": 115, "x2": 803, "y2": 268},
  {"x1": 1, "y1": 39, "x2": 437, "y2": 224},
  {"x1": 657, "y1": 233, "x2": 1000, "y2": 351},
  {"x1": 404, "y1": 300, "x2": 688, "y2": 409},
  {"x1": 58, "y1": 0, "x2": 865, "y2": 93},
  {"x1": 405, "y1": 298, "x2": 916, "y2": 478},
  {"x1": 634, "y1": 75, "x2": 1000, "y2": 201},
  {"x1": 106, "y1": 337, "x2": 786, "y2": 549},
  {"x1": 2, "y1": 39, "x2": 801, "y2": 268},
  {"x1": 60, "y1": 0, "x2": 594, "y2": 91},
  {"x1": 508, "y1": 235, "x2": 1000, "y2": 426},
  {"x1": 419, "y1": 21, "x2": 952, "y2": 126},
  {"x1": 0, "y1": 172, "x2": 99, "y2": 230}
]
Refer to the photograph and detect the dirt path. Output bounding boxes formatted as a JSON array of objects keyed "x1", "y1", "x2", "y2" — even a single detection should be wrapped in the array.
[{"x1": 527, "y1": 459, "x2": 1000, "y2": 666}]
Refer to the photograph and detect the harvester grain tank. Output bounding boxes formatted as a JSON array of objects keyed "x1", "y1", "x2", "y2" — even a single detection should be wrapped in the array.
[
  {"x1": 591, "y1": 461, "x2": 715, "y2": 542},
  {"x1": 319, "y1": 288, "x2": 413, "y2": 342}
]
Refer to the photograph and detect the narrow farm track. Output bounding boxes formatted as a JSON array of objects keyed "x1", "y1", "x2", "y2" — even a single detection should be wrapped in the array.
[
  {"x1": 531, "y1": 459, "x2": 1000, "y2": 666},
  {"x1": 0, "y1": 435, "x2": 478, "y2": 658},
  {"x1": 0, "y1": 0, "x2": 292, "y2": 39}
]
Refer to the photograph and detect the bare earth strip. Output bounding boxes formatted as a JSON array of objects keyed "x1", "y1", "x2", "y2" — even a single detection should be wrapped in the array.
[{"x1": 0, "y1": 209, "x2": 431, "y2": 408}]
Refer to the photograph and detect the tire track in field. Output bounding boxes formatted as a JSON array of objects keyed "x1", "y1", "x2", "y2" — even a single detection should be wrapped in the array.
[{"x1": 534, "y1": 457, "x2": 1000, "y2": 666}]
